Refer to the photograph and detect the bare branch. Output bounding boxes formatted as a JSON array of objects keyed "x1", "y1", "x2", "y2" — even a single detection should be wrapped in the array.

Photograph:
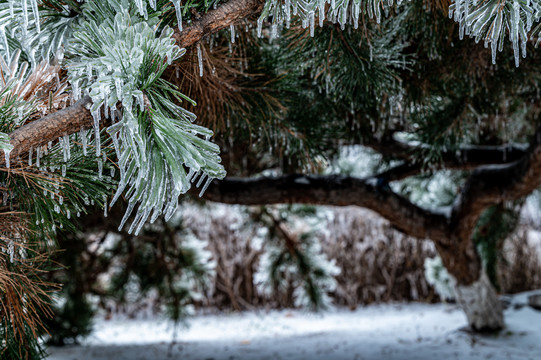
[
  {"x1": 364, "y1": 135, "x2": 527, "y2": 169},
  {"x1": 1, "y1": 97, "x2": 93, "y2": 166},
  {"x1": 201, "y1": 174, "x2": 450, "y2": 243},
  {"x1": 173, "y1": 0, "x2": 265, "y2": 48}
]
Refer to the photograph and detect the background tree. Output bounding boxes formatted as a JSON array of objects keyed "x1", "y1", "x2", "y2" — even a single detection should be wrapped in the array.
[{"x1": 1, "y1": 0, "x2": 541, "y2": 357}]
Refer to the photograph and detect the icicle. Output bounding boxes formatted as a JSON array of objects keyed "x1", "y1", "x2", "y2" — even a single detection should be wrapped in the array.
[
  {"x1": 62, "y1": 164, "x2": 66, "y2": 176},
  {"x1": 196, "y1": 172, "x2": 207, "y2": 188},
  {"x1": 257, "y1": 18, "x2": 264, "y2": 38},
  {"x1": 4, "y1": 148, "x2": 11, "y2": 169},
  {"x1": 8, "y1": 240, "x2": 14, "y2": 263},
  {"x1": 186, "y1": 167, "x2": 196, "y2": 183},
  {"x1": 134, "y1": 0, "x2": 147, "y2": 19},
  {"x1": 36, "y1": 147, "x2": 41, "y2": 168},
  {"x1": 0, "y1": 27, "x2": 10, "y2": 60},
  {"x1": 92, "y1": 109, "x2": 101, "y2": 157},
  {"x1": 149, "y1": 0, "x2": 156, "y2": 10},
  {"x1": 30, "y1": 0, "x2": 40, "y2": 33},
  {"x1": 512, "y1": 1, "x2": 520, "y2": 67},
  {"x1": 191, "y1": 170, "x2": 201, "y2": 183},
  {"x1": 80, "y1": 128, "x2": 88, "y2": 156},
  {"x1": 230, "y1": 24, "x2": 236, "y2": 43},
  {"x1": 115, "y1": 78, "x2": 123, "y2": 101},
  {"x1": 63, "y1": 134, "x2": 70, "y2": 161},
  {"x1": 59, "y1": 196, "x2": 63, "y2": 205},
  {"x1": 22, "y1": 0, "x2": 29, "y2": 31},
  {"x1": 310, "y1": 12, "x2": 315, "y2": 37},
  {"x1": 28, "y1": 146, "x2": 33, "y2": 166},
  {"x1": 526, "y1": 0, "x2": 532, "y2": 30},
  {"x1": 318, "y1": 0, "x2": 325, "y2": 27},
  {"x1": 172, "y1": 0, "x2": 183, "y2": 32},
  {"x1": 103, "y1": 196, "x2": 108, "y2": 217},
  {"x1": 199, "y1": 177, "x2": 213, "y2": 197},
  {"x1": 98, "y1": 158, "x2": 103, "y2": 179},
  {"x1": 197, "y1": 43, "x2": 204, "y2": 77}
]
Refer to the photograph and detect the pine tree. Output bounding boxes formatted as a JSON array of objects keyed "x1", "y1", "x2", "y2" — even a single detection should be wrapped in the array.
[{"x1": 1, "y1": 0, "x2": 541, "y2": 357}]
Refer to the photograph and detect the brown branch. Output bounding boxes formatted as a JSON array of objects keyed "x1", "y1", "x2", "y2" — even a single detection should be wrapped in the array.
[
  {"x1": 173, "y1": 0, "x2": 265, "y2": 48},
  {"x1": 201, "y1": 174, "x2": 450, "y2": 243},
  {"x1": 3, "y1": 96, "x2": 93, "y2": 163},
  {"x1": 450, "y1": 126, "x2": 541, "y2": 242},
  {"x1": 365, "y1": 135, "x2": 527, "y2": 169}
]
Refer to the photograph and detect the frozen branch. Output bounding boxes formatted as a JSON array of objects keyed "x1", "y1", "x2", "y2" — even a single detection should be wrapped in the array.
[
  {"x1": 173, "y1": 0, "x2": 265, "y2": 48},
  {"x1": 0, "y1": 0, "x2": 266, "y2": 167}
]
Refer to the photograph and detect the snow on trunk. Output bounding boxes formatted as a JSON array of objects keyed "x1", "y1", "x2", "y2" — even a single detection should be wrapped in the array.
[{"x1": 454, "y1": 270, "x2": 503, "y2": 332}]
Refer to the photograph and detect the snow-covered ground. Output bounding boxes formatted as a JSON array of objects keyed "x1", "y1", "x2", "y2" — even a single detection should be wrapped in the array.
[{"x1": 47, "y1": 292, "x2": 541, "y2": 360}]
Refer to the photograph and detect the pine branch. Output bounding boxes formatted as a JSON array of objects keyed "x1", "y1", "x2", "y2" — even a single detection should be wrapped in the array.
[{"x1": 0, "y1": 0, "x2": 266, "y2": 167}]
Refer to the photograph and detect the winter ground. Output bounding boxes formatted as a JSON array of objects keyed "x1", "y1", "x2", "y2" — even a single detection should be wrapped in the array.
[{"x1": 47, "y1": 292, "x2": 541, "y2": 360}]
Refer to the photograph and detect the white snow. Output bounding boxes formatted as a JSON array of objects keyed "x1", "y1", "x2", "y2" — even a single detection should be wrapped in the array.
[{"x1": 46, "y1": 295, "x2": 541, "y2": 360}]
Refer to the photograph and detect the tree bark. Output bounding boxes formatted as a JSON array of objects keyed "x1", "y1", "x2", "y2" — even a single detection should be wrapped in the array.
[
  {"x1": 173, "y1": 0, "x2": 265, "y2": 48},
  {"x1": 454, "y1": 270, "x2": 504, "y2": 332}
]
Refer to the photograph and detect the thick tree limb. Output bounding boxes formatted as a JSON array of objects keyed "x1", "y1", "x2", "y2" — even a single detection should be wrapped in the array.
[
  {"x1": 365, "y1": 135, "x2": 527, "y2": 169},
  {"x1": 450, "y1": 127, "x2": 541, "y2": 242},
  {"x1": 202, "y1": 174, "x2": 450, "y2": 242},
  {"x1": 173, "y1": 0, "x2": 265, "y2": 48}
]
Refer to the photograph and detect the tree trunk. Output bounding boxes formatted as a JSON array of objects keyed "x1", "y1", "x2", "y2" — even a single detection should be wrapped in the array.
[
  {"x1": 454, "y1": 270, "x2": 504, "y2": 332},
  {"x1": 435, "y1": 240, "x2": 504, "y2": 332}
]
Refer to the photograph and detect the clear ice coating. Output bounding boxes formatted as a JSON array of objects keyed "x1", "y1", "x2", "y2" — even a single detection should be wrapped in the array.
[
  {"x1": 56, "y1": 4, "x2": 227, "y2": 236},
  {"x1": 230, "y1": 24, "x2": 236, "y2": 44},
  {"x1": 172, "y1": 0, "x2": 183, "y2": 32},
  {"x1": 197, "y1": 43, "x2": 204, "y2": 77},
  {"x1": 4, "y1": 148, "x2": 11, "y2": 168}
]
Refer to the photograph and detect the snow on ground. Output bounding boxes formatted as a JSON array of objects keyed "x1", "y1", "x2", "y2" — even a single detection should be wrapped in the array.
[{"x1": 47, "y1": 293, "x2": 541, "y2": 360}]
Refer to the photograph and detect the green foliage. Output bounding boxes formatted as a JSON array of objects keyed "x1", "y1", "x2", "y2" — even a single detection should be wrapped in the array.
[
  {"x1": 66, "y1": 7, "x2": 225, "y2": 233},
  {"x1": 473, "y1": 204, "x2": 521, "y2": 290}
]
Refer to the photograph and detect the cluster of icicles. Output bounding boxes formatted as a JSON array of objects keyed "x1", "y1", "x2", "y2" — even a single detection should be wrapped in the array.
[
  {"x1": 256, "y1": 0, "x2": 405, "y2": 40},
  {"x1": 450, "y1": 0, "x2": 541, "y2": 67}
]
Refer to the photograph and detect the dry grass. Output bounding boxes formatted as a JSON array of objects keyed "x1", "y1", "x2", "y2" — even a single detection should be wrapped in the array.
[
  {"x1": 182, "y1": 204, "x2": 439, "y2": 310},
  {"x1": 319, "y1": 207, "x2": 438, "y2": 308},
  {"x1": 499, "y1": 227, "x2": 541, "y2": 294},
  {"x1": 183, "y1": 205, "x2": 541, "y2": 310}
]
